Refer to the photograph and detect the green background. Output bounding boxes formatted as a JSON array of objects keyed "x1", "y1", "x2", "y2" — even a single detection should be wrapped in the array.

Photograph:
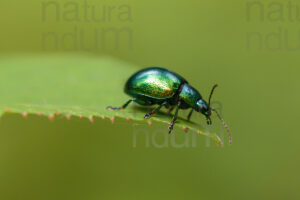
[{"x1": 0, "y1": 0, "x2": 299, "y2": 199}]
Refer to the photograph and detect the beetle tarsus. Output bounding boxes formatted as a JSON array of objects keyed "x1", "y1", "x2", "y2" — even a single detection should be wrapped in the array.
[
  {"x1": 106, "y1": 98, "x2": 136, "y2": 111},
  {"x1": 144, "y1": 113, "x2": 151, "y2": 119},
  {"x1": 106, "y1": 106, "x2": 122, "y2": 110},
  {"x1": 168, "y1": 123, "x2": 174, "y2": 133},
  {"x1": 144, "y1": 101, "x2": 167, "y2": 119}
]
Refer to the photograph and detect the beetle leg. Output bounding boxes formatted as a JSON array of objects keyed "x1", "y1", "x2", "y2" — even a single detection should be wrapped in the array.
[
  {"x1": 181, "y1": 109, "x2": 194, "y2": 133},
  {"x1": 144, "y1": 101, "x2": 167, "y2": 119},
  {"x1": 169, "y1": 101, "x2": 181, "y2": 133},
  {"x1": 106, "y1": 98, "x2": 136, "y2": 110},
  {"x1": 168, "y1": 106, "x2": 175, "y2": 114},
  {"x1": 187, "y1": 109, "x2": 194, "y2": 121}
]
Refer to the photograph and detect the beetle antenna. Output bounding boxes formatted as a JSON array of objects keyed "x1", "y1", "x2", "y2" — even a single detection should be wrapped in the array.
[
  {"x1": 208, "y1": 84, "x2": 218, "y2": 107},
  {"x1": 211, "y1": 108, "x2": 232, "y2": 145}
]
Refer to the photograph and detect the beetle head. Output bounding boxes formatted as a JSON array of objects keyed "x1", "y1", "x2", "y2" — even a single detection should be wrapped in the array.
[
  {"x1": 196, "y1": 84, "x2": 232, "y2": 145},
  {"x1": 196, "y1": 99, "x2": 212, "y2": 124},
  {"x1": 195, "y1": 84, "x2": 218, "y2": 125}
]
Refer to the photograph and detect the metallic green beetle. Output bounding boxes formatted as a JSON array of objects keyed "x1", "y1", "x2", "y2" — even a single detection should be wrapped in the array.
[{"x1": 107, "y1": 67, "x2": 231, "y2": 144}]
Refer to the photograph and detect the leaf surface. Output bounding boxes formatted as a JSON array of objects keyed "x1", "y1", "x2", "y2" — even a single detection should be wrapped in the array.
[{"x1": 0, "y1": 54, "x2": 223, "y2": 146}]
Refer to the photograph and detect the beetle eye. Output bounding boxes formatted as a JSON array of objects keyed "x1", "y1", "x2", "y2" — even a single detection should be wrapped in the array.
[{"x1": 196, "y1": 99, "x2": 208, "y2": 112}]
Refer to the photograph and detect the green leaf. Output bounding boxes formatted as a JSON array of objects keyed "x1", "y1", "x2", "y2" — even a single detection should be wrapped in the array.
[{"x1": 0, "y1": 54, "x2": 223, "y2": 146}]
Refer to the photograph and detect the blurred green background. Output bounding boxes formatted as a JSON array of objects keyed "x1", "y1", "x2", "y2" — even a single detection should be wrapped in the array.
[{"x1": 0, "y1": 0, "x2": 299, "y2": 199}]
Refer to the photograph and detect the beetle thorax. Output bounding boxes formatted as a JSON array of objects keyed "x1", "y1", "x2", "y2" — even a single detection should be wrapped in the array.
[{"x1": 178, "y1": 84, "x2": 202, "y2": 109}]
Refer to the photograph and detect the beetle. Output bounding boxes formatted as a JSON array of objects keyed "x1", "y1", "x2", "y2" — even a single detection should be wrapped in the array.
[{"x1": 107, "y1": 67, "x2": 231, "y2": 144}]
